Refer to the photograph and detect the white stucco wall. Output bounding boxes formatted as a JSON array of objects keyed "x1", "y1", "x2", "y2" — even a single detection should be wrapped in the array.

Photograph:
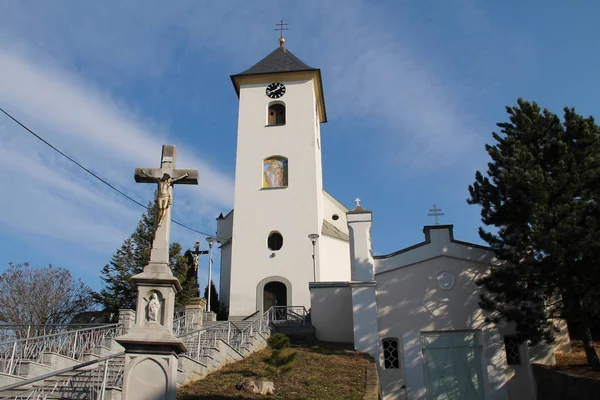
[
  {"x1": 319, "y1": 235, "x2": 351, "y2": 282},
  {"x1": 218, "y1": 242, "x2": 232, "y2": 310},
  {"x1": 228, "y1": 75, "x2": 325, "y2": 318},
  {"x1": 309, "y1": 283, "x2": 354, "y2": 343},
  {"x1": 322, "y1": 190, "x2": 349, "y2": 233},
  {"x1": 217, "y1": 211, "x2": 233, "y2": 309},
  {"x1": 374, "y1": 256, "x2": 510, "y2": 400}
]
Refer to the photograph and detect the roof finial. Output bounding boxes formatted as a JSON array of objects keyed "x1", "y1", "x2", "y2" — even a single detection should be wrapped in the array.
[
  {"x1": 275, "y1": 19, "x2": 288, "y2": 48},
  {"x1": 427, "y1": 204, "x2": 444, "y2": 225}
]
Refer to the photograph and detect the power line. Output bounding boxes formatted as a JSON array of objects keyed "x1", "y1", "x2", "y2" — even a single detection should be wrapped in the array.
[{"x1": 0, "y1": 106, "x2": 220, "y2": 239}]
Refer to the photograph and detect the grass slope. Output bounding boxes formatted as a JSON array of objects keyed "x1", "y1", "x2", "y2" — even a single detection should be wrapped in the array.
[{"x1": 177, "y1": 342, "x2": 372, "y2": 400}]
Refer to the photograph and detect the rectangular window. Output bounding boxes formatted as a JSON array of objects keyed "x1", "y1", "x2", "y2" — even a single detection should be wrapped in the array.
[
  {"x1": 383, "y1": 338, "x2": 400, "y2": 369},
  {"x1": 504, "y1": 337, "x2": 522, "y2": 365}
]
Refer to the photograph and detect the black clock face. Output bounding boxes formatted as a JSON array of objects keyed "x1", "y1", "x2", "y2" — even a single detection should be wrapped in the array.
[{"x1": 266, "y1": 82, "x2": 286, "y2": 99}]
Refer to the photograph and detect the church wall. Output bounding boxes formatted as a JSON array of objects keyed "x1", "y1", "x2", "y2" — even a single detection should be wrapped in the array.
[
  {"x1": 228, "y1": 78, "x2": 324, "y2": 318},
  {"x1": 309, "y1": 282, "x2": 354, "y2": 343},
  {"x1": 218, "y1": 243, "x2": 232, "y2": 310},
  {"x1": 374, "y1": 257, "x2": 511, "y2": 400},
  {"x1": 322, "y1": 190, "x2": 349, "y2": 234},
  {"x1": 319, "y1": 235, "x2": 351, "y2": 282},
  {"x1": 217, "y1": 212, "x2": 233, "y2": 309}
]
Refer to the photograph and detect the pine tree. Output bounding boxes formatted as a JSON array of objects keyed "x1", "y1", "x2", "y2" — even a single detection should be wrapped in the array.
[
  {"x1": 94, "y1": 194, "x2": 195, "y2": 314},
  {"x1": 203, "y1": 281, "x2": 228, "y2": 320},
  {"x1": 468, "y1": 99, "x2": 600, "y2": 368}
]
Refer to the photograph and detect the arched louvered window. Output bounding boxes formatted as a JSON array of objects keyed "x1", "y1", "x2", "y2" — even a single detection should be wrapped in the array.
[{"x1": 268, "y1": 103, "x2": 286, "y2": 126}]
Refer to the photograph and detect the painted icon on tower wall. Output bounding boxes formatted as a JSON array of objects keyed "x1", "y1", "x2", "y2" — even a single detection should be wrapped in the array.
[{"x1": 263, "y1": 157, "x2": 288, "y2": 188}]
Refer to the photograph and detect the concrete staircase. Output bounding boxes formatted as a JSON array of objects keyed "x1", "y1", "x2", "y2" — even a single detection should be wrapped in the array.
[
  {"x1": 1, "y1": 320, "x2": 273, "y2": 398},
  {"x1": 177, "y1": 329, "x2": 271, "y2": 386},
  {"x1": 0, "y1": 307, "x2": 289, "y2": 398},
  {"x1": 0, "y1": 339, "x2": 125, "y2": 399}
]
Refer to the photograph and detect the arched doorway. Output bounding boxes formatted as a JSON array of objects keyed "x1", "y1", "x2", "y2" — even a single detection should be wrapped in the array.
[{"x1": 263, "y1": 281, "x2": 287, "y2": 315}]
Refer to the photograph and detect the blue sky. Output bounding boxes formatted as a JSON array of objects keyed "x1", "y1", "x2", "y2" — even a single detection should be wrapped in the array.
[{"x1": 1, "y1": 1, "x2": 599, "y2": 294}]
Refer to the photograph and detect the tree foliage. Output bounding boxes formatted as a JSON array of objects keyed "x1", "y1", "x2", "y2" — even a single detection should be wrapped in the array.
[
  {"x1": 265, "y1": 333, "x2": 296, "y2": 375},
  {"x1": 93, "y1": 195, "x2": 196, "y2": 315},
  {"x1": 468, "y1": 99, "x2": 600, "y2": 367},
  {"x1": 0, "y1": 262, "x2": 94, "y2": 325},
  {"x1": 203, "y1": 280, "x2": 228, "y2": 321}
]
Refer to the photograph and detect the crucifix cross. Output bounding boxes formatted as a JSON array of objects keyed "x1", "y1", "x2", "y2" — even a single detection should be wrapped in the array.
[
  {"x1": 190, "y1": 241, "x2": 208, "y2": 272},
  {"x1": 135, "y1": 145, "x2": 199, "y2": 264},
  {"x1": 427, "y1": 204, "x2": 444, "y2": 225},
  {"x1": 355, "y1": 197, "x2": 361, "y2": 207}
]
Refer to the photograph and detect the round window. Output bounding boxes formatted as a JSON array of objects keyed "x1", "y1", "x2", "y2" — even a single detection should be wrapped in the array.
[
  {"x1": 332, "y1": 214, "x2": 340, "y2": 221},
  {"x1": 267, "y1": 232, "x2": 283, "y2": 251}
]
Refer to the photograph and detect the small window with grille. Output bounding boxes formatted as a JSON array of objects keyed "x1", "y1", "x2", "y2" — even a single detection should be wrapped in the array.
[
  {"x1": 504, "y1": 337, "x2": 522, "y2": 365},
  {"x1": 382, "y1": 338, "x2": 400, "y2": 369}
]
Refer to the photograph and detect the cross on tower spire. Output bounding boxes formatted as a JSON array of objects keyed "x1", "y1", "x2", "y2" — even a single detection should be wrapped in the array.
[
  {"x1": 275, "y1": 19, "x2": 288, "y2": 48},
  {"x1": 427, "y1": 204, "x2": 444, "y2": 225}
]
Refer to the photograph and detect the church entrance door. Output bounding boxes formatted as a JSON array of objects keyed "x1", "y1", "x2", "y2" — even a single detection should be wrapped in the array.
[
  {"x1": 421, "y1": 332, "x2": 485, "y2": 400},
  {"x1": 263, "y1": 281, "x2": 287, "y2": 319}
]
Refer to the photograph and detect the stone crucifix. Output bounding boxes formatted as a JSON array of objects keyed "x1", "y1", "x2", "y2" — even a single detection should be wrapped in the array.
[{"x1": 135, "y1": 145, "x2": 199, "y2": 265}]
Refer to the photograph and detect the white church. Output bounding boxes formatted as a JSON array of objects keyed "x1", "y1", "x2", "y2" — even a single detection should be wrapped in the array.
[{"x1": 215, "y1": 37, "x2": 569, "y2": 400}]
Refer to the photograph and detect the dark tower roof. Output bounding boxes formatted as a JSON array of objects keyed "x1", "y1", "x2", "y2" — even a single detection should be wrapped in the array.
[
  {"x1": 230, "y1": 45, "x2": 327, "y2": 123},
  {"x1": 233, "y1": 47, "x2": 317, "y2": 76}
]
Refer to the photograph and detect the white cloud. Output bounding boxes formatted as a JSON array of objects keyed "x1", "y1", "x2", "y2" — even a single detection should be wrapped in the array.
[{"x1": 0, "y1": 48, "x2": 234, "y2": 257}]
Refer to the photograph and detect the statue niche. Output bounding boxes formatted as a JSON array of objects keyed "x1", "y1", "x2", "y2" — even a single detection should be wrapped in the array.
[{"x1": 146, "y1": 291, "x2": 163, "y2": 324}]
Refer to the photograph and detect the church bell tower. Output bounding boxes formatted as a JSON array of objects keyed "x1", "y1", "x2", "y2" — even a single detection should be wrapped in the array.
[{"x1": 218, "y1": 35, "x2": 331, "y2": 319}]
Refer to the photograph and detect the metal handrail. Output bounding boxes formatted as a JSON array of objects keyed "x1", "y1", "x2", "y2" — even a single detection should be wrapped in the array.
[
  {"x1": 0, "y1": 351, "x2": 125, "y2": 395},
  {"x1": 0, "y1": 323, "x2": 123, "y2": 376},
  {"x1": 0, "y1": 324, "x2": 108, "y2": 342},
  {"x1": 0, "y1": 323, "x2": 121, "y2": 346}
]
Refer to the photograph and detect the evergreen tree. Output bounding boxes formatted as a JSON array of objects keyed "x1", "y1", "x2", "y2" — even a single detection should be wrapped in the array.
[
  {"x1": 468, "y1": 99, "x2": 600, "y2": 368},
  {"x1": 94, "y1": 194, "x2": 196, "y2": 314},
  {"x1": 203, "y1": 281, "x2": 228, "y2": 320}
]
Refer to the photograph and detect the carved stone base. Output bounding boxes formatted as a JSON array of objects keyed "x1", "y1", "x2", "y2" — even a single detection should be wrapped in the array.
[{"x1": 121, "y1": 351, "x2": 179, "y2": 400}]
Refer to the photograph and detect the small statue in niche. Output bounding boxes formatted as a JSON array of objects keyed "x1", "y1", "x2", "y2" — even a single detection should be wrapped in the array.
[{"x1": 148, "y1": 292, "x2": 161, "y2": 323}]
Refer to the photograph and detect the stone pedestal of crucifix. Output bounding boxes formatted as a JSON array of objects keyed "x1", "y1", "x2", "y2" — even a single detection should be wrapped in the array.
[{"x1": 116, "y1": 144, "x2": 198, "y2": 400}]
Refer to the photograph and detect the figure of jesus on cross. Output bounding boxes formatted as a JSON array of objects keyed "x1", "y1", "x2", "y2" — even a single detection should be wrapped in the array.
[
  {"x1": 135, "y1": 145, "x2": 199, "y2": 265},
  {"x1": 138, "y1": 170, "x2": 189, "y2": 226}
]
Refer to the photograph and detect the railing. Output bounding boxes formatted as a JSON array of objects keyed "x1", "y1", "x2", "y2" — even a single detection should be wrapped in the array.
[
  {"x1": 0, "y1": 352, "x2": 125, "y2": 400},
  {"x1": 178, "y1": 308, "x2": 273, "y2": 364},
  {"x1": 269, "y1": 306, "x2": 308, "y2": 325},
  {"x1": 0, "y1": 324, "x2": 105, "y2": 343},
  {"x1": 0, "y1": 324, "x2": 122, "y2": 376},
  {"x1": 172, "y1": 308, "x2": 203, "y2": 336}
]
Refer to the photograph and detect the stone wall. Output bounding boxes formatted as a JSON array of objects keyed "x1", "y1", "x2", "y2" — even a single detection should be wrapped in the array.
[{"x1": 533, "y1": 364, "x2": 600, "y2": 400}]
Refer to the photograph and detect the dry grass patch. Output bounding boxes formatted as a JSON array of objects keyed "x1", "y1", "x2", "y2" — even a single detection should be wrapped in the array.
[
  {"x1": 554, "y1": 340, "x2": 600, "y2": 380},
  {"x1": 177, "y1": 342, "x2": 372, "y2": 399}
]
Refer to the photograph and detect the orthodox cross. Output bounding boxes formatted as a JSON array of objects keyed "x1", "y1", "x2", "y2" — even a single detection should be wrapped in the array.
[
  {"x1": 135, "y1": 145, "x2": 199, "y2": 264},
  {"x1": 427, "y1": 204, "x2": 444, "y2": 225},
  {"x1": 275, "y1": 19, "x2": 288, "y2": 38},
  {"x1": 355, "y1": 197, "x2": 361, "y2": 207}
]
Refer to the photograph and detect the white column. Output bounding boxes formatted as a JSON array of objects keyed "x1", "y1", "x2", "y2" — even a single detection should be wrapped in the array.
[
  {"x1": 347, "y1": 208, "x2": 374, "y2": 281},
  {"x1": 347, "y1": 205, "x2": 379, "y2": 360}
]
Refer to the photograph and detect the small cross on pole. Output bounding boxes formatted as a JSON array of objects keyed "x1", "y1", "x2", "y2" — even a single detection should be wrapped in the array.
[
  {"x1": 275, "y1": 19, "x2": 288, "y2": 47},
  {"x1": 427, "y1": 204, "x2": 444, "y2": 225},
  {"x1": 275, "y1": 19, "x2": 288, "y2": 38},
  {"x1": 355, "y1": 198, "x2": 361, "y2": 207}
]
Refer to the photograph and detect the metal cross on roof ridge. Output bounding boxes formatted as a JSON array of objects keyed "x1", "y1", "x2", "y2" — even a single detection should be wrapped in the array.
[
  {"x1": 275, "y1": 19, "x2": 288, "y2": 38},
  {"x1": 355, "y1": 197, "x2": 361, "y2": 207},
  {"x1": 427, "y1": 204, "x2": 444, "y2": 225}
]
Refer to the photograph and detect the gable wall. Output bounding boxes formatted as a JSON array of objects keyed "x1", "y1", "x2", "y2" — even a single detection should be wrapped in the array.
[{"x1": 375, "y1": 256, "x2": 510, "y2": 400}]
